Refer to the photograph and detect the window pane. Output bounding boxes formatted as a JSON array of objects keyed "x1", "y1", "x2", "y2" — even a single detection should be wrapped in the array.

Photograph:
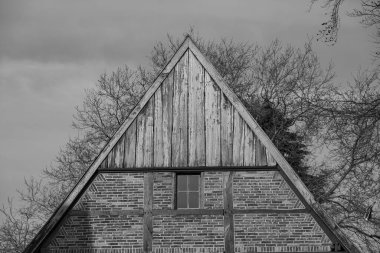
[
  {"x1": 177, "y1": 175, "x2": 187, "y2": 191},
  {"x1": 177, "y1": 192, "x2": 187, "y2": 208},
  {"x1": 188, "y1": 175, "x2": 199, "y2": 191},
  {"x1": 188, "y1": 192, "x2": 199, "y2": 208}
]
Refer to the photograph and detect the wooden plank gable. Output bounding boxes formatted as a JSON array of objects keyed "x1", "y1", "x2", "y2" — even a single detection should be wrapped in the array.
[{"x1": 101, "y1": 50, "x2": 272, "y2": 169}]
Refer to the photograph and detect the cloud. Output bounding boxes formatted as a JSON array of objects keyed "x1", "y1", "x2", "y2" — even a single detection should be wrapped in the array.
[{"x1": 0, "y1": 0, "x2": 330, "y2": 64}]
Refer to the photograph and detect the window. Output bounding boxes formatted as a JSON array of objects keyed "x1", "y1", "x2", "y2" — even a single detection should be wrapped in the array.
[{"x1": 176, "y1": 174, "x2": 200, "y2": 209}]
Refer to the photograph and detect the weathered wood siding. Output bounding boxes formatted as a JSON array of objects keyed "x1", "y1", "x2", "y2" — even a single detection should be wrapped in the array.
[{"x1": 101, "y1": 49, "x2": 276, "y2": 169}]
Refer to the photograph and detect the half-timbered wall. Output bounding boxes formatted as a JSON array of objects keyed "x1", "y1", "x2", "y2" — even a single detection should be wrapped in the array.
[
  {"x1": 100, "y1": 50, "x2": 276, "y2": 170},
  {"x1": 44, "y1": 171, "x2": 332, "y2": 252}
]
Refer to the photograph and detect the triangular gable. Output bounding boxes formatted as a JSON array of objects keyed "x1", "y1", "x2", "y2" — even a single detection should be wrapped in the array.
[
  {"x1": 25, "y1": 36, "x2": 359, "y2": 253},
  {"x1": 100, "y1": 48, "x2": 276, "y2": 170}
]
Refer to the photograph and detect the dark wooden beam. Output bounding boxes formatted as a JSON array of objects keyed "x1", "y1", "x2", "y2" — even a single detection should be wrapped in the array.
[
  {"x1": 143, "y1": 172, "x2": 153, "y2": 253},
  {"x1": 223, "y1": 172, "x2": 234, "y2": 253},
  {"x1": 69, "y1": 208, "x2": 308, "y2": 217},
  {"x1": 39, "y1": 215, "x2": 69, "y2": 252},
  {"x1": 98, "y1": 165, "x2": 278, "y2": 173},
  {"x1": 153, "y1": 209, "x2": 223, "y2": 215},
  {"x1": 245, "y1": 252, "x2": 346, "y2": 253},
  {"x1": 69, "y1": 210, "x2": 143, "y2": 216},
  {"x1": 233, "y1": 208, "x2": 308, "y2": 214}
]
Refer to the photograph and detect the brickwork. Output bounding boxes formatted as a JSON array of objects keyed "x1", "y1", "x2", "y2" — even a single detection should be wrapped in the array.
[
  {"x1": 233, "y1": 171, "x2": 305, "y2": 209},
  {"x1": 153, "y1": 172, "x2": 174, "y2": 210},
  {"x1": 73, "y1": 173, "x2": 144, "y2": 211},
  {"x1": 48, "y1": 173, "x2": 144, "y2": 251},
  {"x1": 47, "y1": 214, "x2": 143, "y2": 250},
  {"x1": 153, "y1": 215, "x2": 224, "y2": 249},
  {"x1": 203, "y1": 172, "x2": 224, "y2": 209},
  {"x1": 234, "y1": 213, "x2": 331, "y2": 252},
  {"x1": 48, "y1": 249, "x2": 143, "y2": 253},
  {"x1": 45, "y1": 171, "x2": 335, "y2": 252},
  {"x1": 48, "y1": 248, "x2": 223, "y2": 253}
]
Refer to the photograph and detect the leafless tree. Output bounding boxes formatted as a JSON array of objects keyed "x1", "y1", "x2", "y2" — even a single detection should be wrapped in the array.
[
  {"x1": 0, "y1": 198, "x2": 41, "y2": 253},
  {"x1": 312, "y1": 0, "x2": 380, "y2": 60},
  {"x1": 311, "y1": 69, "x2": 380, "y2": 252}
]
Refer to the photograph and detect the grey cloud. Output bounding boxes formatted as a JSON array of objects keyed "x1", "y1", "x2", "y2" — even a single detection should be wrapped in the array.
[{"x1": 0, "y1": 0, "x2": 325, "y2": 64}]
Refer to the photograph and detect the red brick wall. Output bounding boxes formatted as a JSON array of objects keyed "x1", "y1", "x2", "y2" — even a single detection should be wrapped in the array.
[
  {"x1": 203, "y1": 172, "x2": 224, "y2": 209},
  {"x1": 50, "y1": 214, "x2": 143, "y2": 250},
  {"x1": 45, "y1": 171, "x2": 333, "y2": 252},
  {"x1": 234, "y1": 213, "x2": 331, "y2": 252},
  {"x1": 73, "y1": 173, "x2": 144, "y2": 211},
  {"x1": 232, "y1": 171, "x2": 331, "y2": 252},
  {"x1": 153, "y1": 215, "x2": 224, "y2": 250},
  {"x1": 46, "y1": 173, "x2": 144, "y2": 252},
  {"x1": 233, "y1": 171, "x2": 304, "y2": 209},
  {"x1": 153, "y1": 172, "x2": 174, "y2": 210}
]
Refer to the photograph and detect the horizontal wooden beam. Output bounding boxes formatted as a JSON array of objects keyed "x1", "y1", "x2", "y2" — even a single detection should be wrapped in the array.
[
  {"x1": 69, "y1": 208, "x2": 308, "y2": 217},
  {"x1": 233, "y1": 208, "x2": 308, "y2": 214},
  {"x1": 153, "y1": 209, "x2": 223, "y2": 215},
  {"x1": 70, "y1": 210, "x2": 143, "y2": 216},
  {"x1": 245, "y1": 252, "x2": 346, "y2": 253},
  {"x1": 98, "y1": 166, "x2": 278, "y2": 173}
]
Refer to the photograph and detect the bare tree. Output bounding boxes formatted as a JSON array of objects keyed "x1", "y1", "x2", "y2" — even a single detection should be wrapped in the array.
[
  {"x1": 0, "y1": 198, "x2": 41, "y2": 253},
  {"x1": 311, "y1": 69, "x2": 380, "y2": 252},
  {"x1": 73, "y1": 65, "x2": 152, "y2": 147},
  {"x1": 312, "y1": 0, "x2": 380, "y2": 60}
]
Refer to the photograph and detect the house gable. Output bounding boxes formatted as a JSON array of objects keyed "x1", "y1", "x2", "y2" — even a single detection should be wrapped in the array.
[
  {"x1": 25, "y1": 36, "x2": 359, "y2": 253},
  {"x1": 101, "y1": 48, "x2": 276, "y2": 170}
]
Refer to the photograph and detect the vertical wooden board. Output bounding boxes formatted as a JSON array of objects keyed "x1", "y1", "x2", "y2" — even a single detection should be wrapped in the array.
[
  {"x1": 144, "y1": 98, "x2": 154, "y2": 167},
  {"x1": 143, "y1": 172, "x2": 153, "y2": 253},
  {"x1": 154, "y1": 86, "x2": 163, "y2": 167},
  {"x1": 232, "y1": 109, "x2": 244, "y2": 166},
  {"x1": 136, "y1": 105, "x2": 147, "y2": 167},
  {"x1": 255, "y1": 138, "x2": 268, "y2": 166},
  {"x1": 124, "y1": 120, "x2": 136, "y2": 168},
  {"x1": 136, "y1": 98, "x2": 154, "y2": 168},
  {"x1": 221, "y1": 94, "x2": 233, "y2": 166},
  {"x1": 114, "y1": 134, "x2": 125, "y2": 168},
  {"x1": 188, "y1": 51, "x2": 205, "y2": 166},
  {"x1": 100, "y1": 157, "x2": 107, "y2": 169},
  {"x1": 243, "y1": 124, "x2": 255, "y2": 166},
  {"x1": 172, "y1": 50, "x2": 189, "y2": 167},
  {"x1": 161, "y1": 71, "x2": 173, "y2": 167},
  {"x1": 205, "y1": 71, "x2": 221, "y2": 166},
  {"x1": 107, "y1": 146, "x2": 115, "y2": 168},
  {"x1": 199, "y1": 172, "x2": 205, "y2": 208}
]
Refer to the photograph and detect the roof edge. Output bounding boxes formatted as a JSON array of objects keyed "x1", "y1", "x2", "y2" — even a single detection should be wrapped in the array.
[
  {"x1": 24, "y1": 36, "x2": 192, "y2": 253},
  {"x1": 187, "y1": 38, "x2": 361, "y2": 253}
]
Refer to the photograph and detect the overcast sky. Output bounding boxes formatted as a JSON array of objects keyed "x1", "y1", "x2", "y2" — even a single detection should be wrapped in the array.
[{"x1": 0, "y1": 0, "x2": 372, "y2": 212}]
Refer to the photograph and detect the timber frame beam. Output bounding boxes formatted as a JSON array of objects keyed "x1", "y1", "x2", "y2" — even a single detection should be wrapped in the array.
[
  {"x1": 97, "y1": 165, "x2": 278, "y2": 173},
  {"x1": 69, "y1": 208, "x2": 309, "y2": 217}
]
